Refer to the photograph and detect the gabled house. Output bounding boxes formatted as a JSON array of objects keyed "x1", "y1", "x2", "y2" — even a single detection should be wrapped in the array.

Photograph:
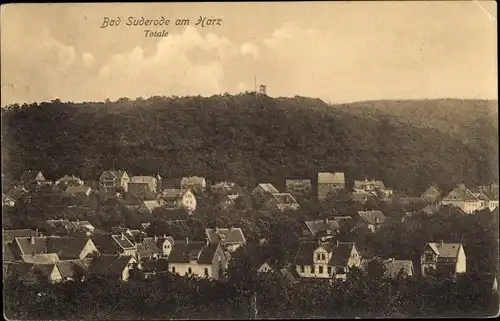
[
  {"x1": 19, "y1": 170, "x2": 50, "y2": 187},
  {"x1": 65, "y1": 185, "x2": 92, "y2": 197},
  {"x1": 205, "y1": 227, "x2": 247, "y2": 253},
  {"x1": 441, "y1": 185, "x2": 483, "y2": 214},
  {"x1": 159, "y1": 189, "x2": 197, "y2": 213},
  {"x1": 138, "y1": 200, "x2": 162, "y2": 215},
  {"x1": 262, "y1": 193, "x2": 300, "y2": 212},
  {"x1": 303, "y1": 218, "x2": 340, "y2": 239},
  {"x1": 128, "y1": 176, "x2": 158, "y2": 195},
  {"x1": 6, "y1": 262, "x2": 63, "y2": 285},
  {"x1": 472, "y1": 190, "x2": 499, "y2": 212},
  {"x1": 317, "y1": 172, "x2": 345, "y2": 201},
  {"x1": 353, "y1": 210, "x2": 386, "y2": 233},
  {"x1": 251, "y1": 183, "x2": 279, "y2": 206},
  {"x1": 421, "y1": 184, "x2": 442, "y2": 203},
  {"x1": 136, "y1": 236, "x2": 168, "y2": 260},
  {"x1": 56, "y1": 259, "x2": 92, "y2": 282},
  {"x1": 88, "y1": 255, "x2": 137, "y2": 281},
  {"x1": 12, "y1": 236, "x2": 99, "y2": 260},
  {"x1": 294, "y1": 241, "x2": 361, "y2": 281},
  {"x1": 420, "y1": 241, "x2": 466, "y2": 278},
  {"x1": 257, "y1": 260, "x2": 300, "y2": 284},
  {"x1": 219, "y1": 194, "x2": 242, "y2": 211},
  {"x1": 90, "y1": 234, "x2": 137, "y2": 257},
  {"x1": 168, "y1": 240, "x2": 227, "y2": 280},
  {"x1": 99, "y1": 170, "x2": 130, "y2": 193},
  {"x1": 181, "y1": 176, "x2": 206, "y2": 192},
  {"x1": 360, "y1": 258, "x2": 415, "y2": 278},
  {"x1": 285, "y1": 179, "x2": 312, "y2": 196}
]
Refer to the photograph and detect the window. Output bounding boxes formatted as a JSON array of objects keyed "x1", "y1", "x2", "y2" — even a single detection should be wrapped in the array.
[
  {"x1": 319, "y1": 266, "x2": 323, "y2": 274},
  {"x1": 204, "y1": 268, "x2": 209, "y2": 276},
  {"x1": 300, "y1": 265, "x2": 305, "y2": 273},
  {"x1": 188, "y1": 267, "x2": 192, "y2": 274},
  {"x1": 425, "y1": 254, "x2": 433, "y2": 261},
  {"x1": 317, "y1": 254, "x2": 321, "y2": 260},
  {"x1": 172, "y1": 266, "x2": 176, "y2": 273},
  {"x1": 327, "y1": 266, "x2": 332, "y2": 275},
  {"x1": 311, "y1": 266, "x2": 315, "y2": 274}
]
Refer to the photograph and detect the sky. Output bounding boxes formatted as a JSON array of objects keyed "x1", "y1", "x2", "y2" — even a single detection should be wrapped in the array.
[{"x1": 1, "y1": 1, "x2": 497, "y2": 106}]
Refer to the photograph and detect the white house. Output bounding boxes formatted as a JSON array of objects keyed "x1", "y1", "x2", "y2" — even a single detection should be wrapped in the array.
[
  {"x1": 159, "y1": 189, "x2": 197, "y2": 213},
  {"x1": 441, "y1": 185, "x2": 483, "y2": 214},
  {"x1": 294, "y1": 240, "x2": 361, "y2": 281}
]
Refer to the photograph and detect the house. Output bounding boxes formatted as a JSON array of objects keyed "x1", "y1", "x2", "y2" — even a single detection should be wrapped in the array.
[
  {"x1": 317, "y1": 172, "x2": 345, "y2": 201},
  {"x1": 303, "y1": 218, "x2": 340, "y2": 239},
  {"x1": 2, "y1": 193, "x2": 16, "y2": 207},
  {"x1": 257, "y1": 260, "x2": 300, "y2": 284},
  {"x1": 421, "y1": 184, "x2": 442, "y2": 203},
  {"x1": 472, "y1": 190, "x2": 499, "y2": 212},
  {"x1": 19, "y1": 170, "x2": 49, "y2": 186},
  {"x1": 55, "y1": 175, "x2": 84, "y2": 187},
  {"x1": 219, "y1": 194, "x2": 241, "y2": 211},
  {"x1": 13, "y1": 236, "x2": 99, "y2": 260},
  {"x1": 210, "y1": 181, "x2": 237, "y2": 194},
  {"x1": 56, "y1": 259, "x2": 92, "y2": 282},
  {"x1": 294, "y1": 240, "x2": 361, "y2": 281},
  {"x1": 46, "y1": 219, "x2": 78, "y2": 236},
  {"x1": 136, "y1": 236, "x2": 165, "y2": 260},
  {"x1": 420, "y1": 241, "x2": 466, "y2": 278},
  {"x1": 148, "y1": 235, "x2": 175, "y2": 257},
  {"x1": 251, "y1": 183, "x2": 280, "y2": 206},
  {"x1": 168, "y1": 240, "x2": 227, "y2": 280},
  {"x1": 111, "y1": 227, "x2": 133, "y2": 237},
  {"x1": 21, "y1": 253, "x2": 60, "y2": 264},
  {"x1": 159, "y1": 189, "x2": 197, "y2": 213},
  {"x1": 262, "y1": 193, "x2": 301, "y2": 212},
  {"x1": 71, "y1": 220, "x2": 95, "y2": 234},
  {"x1": 99, "y1": 170, "x2": 130, "y2": 193},
  {"x1": 128, "y1": 176, "x2": 158, "y2": 195},
  {"x1": 285, "y1": 179, "x2": 312, "y2": 196},
  {"x1": 353, "y1": 179, "x2": 393, "y2": 198},
  {"x1": 6, "y1": 262, "x2": 63, "y2": 285},
  {"x1": 65, "y1": 185, "x2": 92, "y2": 197},
  {"x1": 181, "y1": 176, "x2": 206, "y2": 192},
  {"x1": 90, "y1": 234, "x2": 137, "y2": 257},
  {"x1": 360, "y1": 258, "x2": 415, "y2": 278},
  {"x1": 441, "y1": 185, "x2": 483, "y2": 214},
  {"x1": 138, "y1": 200, "x2": 162, "y2": 215},
  {"x1": 205, "y1": 227, "x2": 247, "y2": 253},
  {"x1": 139, "y1": 259, "x2": 170, "y2": 280},
  {"x1": 3, "y1": 229, "x2": 38, "y2": 243},
  {"x1": 88, "y1": 255, "x2": 137, "y2": 281},
  {"x1": 353, "y1": 210, "x2": 386, "y2": 233}
]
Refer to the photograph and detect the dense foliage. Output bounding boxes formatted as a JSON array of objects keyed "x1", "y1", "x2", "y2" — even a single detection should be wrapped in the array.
[
  {"x1": 2, "y1": 95, "x2": 497, "y2": 195},
  {"x1": 4, "y1": 266, "x2": 498, "y2": 320}
]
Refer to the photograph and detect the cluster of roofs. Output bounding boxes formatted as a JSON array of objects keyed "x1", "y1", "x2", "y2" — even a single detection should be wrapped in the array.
[
  {"x1": 3, "y1": 224, "x2": 247, "y2": 284},
  {"x1": 3, "y1": 170, "x2": 498, "y2": 217}
]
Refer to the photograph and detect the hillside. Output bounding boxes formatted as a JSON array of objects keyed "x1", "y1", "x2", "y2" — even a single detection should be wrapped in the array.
[{"x1": 1, "y1": 95, "x2": 498, "y2": 194}]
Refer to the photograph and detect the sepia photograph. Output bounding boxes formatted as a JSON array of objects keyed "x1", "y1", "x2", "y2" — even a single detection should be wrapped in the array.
[{"x1": 1, "y1": 1, "x2": 498, "y2": 319}]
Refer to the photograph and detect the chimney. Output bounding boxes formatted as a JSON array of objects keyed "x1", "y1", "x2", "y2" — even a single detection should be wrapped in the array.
[
  {"x1": 153, "y1": 235, "x2": 158, "y2": 242},
  {"x1": 375, "y1": 217, "x2": 379, "y2": 224},
  {"x1": 30, "y1": 236, "x2": 35, "y2": 244},
  {"x1": 325, "y1": 217, "x2": 329, "y2": 224},
  {"x1": 441, "y1": 240, "x2": 444, "y2": 246},
  {"x1": 163, "y1": 234, "x2": 166, "y2": 239},
  {"x1": 336, "y1": 240, "x2": 339, "y2": 247},
  {"x1": 186, "y1": 237, "x2": 189, "y2": 245},
  {"x1": 35, "y1": 229, "x2": 39, "y2": 236},
  {"x1": 121, "y1": 233, "x2": 125, "y2": 240},
  {"x1": 205, "y1": 237, "x2": 210, "y2": 246},
  {"x1": 32, "y1": 250, "x2": 36, "y2": 256}
]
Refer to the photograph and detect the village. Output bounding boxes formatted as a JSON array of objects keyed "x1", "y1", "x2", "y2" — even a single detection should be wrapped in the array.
[{"x1": 2, "y1": 169, "x2": 499, "y2": 292}]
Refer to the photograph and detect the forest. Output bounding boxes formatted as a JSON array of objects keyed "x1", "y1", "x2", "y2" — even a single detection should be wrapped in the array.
[{"x1": 1, "y1": 94, "x2": 498, "y2": 195}]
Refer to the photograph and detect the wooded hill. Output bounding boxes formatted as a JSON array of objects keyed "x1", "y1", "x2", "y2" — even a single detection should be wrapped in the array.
[{"x1": 1, "y1": 95, "x2": 497, "y2": 195}]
